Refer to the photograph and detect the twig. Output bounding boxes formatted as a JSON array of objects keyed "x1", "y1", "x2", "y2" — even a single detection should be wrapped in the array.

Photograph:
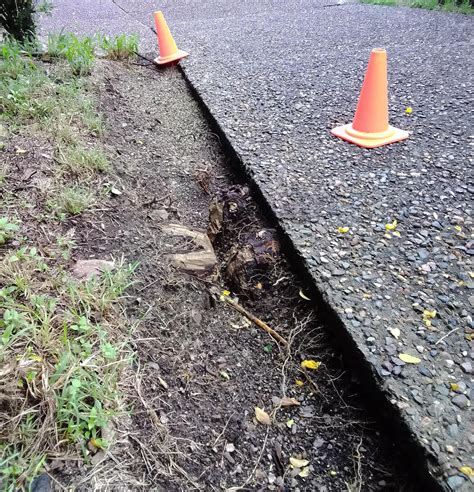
[
  {"x1": 435, "y1": 327, "x2": 460, "y2": 345},
  {"x1": 222, "y1": 297, "x2": 288, "y2": 347}
]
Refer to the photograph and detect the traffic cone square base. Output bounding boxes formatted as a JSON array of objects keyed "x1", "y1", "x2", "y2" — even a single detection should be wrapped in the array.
[
  {"x1": 154, "y1": 49, "x2": 188, "y2": 66},
  {"x1": 331, "y1": 123, "x2": 408, "y2": 149}
]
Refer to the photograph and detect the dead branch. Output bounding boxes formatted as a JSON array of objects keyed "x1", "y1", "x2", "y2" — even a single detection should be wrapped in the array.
[{"x1": 222, "y1": 297, "x2": 288, "y2": 347}]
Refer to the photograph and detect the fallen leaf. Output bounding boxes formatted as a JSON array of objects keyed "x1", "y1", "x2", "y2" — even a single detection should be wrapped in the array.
[
  {"x1": 405, "y1": 106, "x2": 412, "y2": 114},
  {"x1": 15, "y1": 148, "x2": 27, "y2": 154},
  {"x1": 329, "y1": 470, "x2": 337, "y2": 477},
  {"x1": 220, "y1": 370, "x2": 230, "y2": 380},
  {"x1": 286, "y1": 419, "x2": 295, "y2": 428},
  {"x1": 398, "y1": 353, "x2": 421, "y2": 364},
  {"x1": 255, "y1": 407, "x2": 271, "y2": 425},
  {"x1": 280, "y1": 397, "x2": 300, "y2": 407},
  {"x1": 295, "y1": 379, "x2": 304, "y2": 386},
  {"x1": 158, "y1": 377, "x2": 168, "y2": 390},
  {"x1": 459, "y1": 466, "x2": 473, "y2": 477},
  {"x1": 299, "y1": 289, "x2": 311, "y2": 301},
  {"x1": 385, "y1": 220, "x2": 397, "y2": 231},
  {"x1": 337, "y1": 226, "x2": 349, "y2": 234},
  {"x1": 301, "y1": 360, "x2": 321, "y2": 370},
  {"x1": 392, "y1": 231, "x2": 401, "y2": 237},
  {"x1": 423, "y1": 309, "x2": 437, "y2": 319},
  {"x1": 389, "y1": 328, "x2": 401, "y2": 339},
  {"x1": 256, "y1": 282, "x2": 263, "y2": 290},
  {"x1": 290, "y1": 457, "x2": 309, "y2": 468},
  {"x1": 450, "y1": 383, "x2": 459, "y2": 392},
  {"x1": 299, "y1": 466, "x2": 310, "y2": 478},
  {"x1": 454, "y1": 225, "x2": 462, "y2": 232}
]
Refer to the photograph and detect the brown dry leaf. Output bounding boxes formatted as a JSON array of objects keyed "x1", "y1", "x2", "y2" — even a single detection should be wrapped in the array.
[
  {"x1": 280, "y1": 397, "x2": 300, "y2": 408},
  {"x1": 255, "y1": 406, "x2": 271, "y2": 425}
]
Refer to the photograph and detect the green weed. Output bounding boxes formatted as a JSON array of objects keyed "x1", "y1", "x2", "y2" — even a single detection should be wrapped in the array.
[
  {"x1": 0, "y1": 217, "x2": 19, "y2": 245},
  {"x1": 98, "y1": 34, "x2": 138, "y2": 60},
  {"x1": 64, "y1": 36, "x2": 95, "y2": 76}
]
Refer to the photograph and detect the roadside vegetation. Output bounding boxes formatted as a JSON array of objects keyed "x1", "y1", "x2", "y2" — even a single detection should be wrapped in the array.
[
  {"x1": 0, "y1": 33, "x2": 138, "y2": 490},
  {"x1": 360, "y1": 0, "x2": 473, "y2": 14}
]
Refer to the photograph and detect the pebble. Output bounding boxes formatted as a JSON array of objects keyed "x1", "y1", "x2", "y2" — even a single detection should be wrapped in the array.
[
  {"x1": 460, "y1": 361, "x2": 472, "y2": 374},
  {"x1": 446, "y1": 475, "x2": 465, "y2": 490},
  {"x1": 451, "y1": 395, "x2": 469, "y2": 409}
]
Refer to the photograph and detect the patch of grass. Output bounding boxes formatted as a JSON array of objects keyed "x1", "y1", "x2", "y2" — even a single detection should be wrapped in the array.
[
  {"x1": 98, "y1": 34, "x2": 138, "y2": 60},
  {"x1": 47, "y1": 186, "x2": 94, "y2": 217},
  {"x1": 360, "y1": 0, "x2": 474, "y2": 13},
  {"x1": 0, "y1": 250, "x2": 136, "y2": 490},
  {"x1": 58, "y1": 144, "x2": 109, "y2": 176},
  {"x1": 0, "y1": 34, "x2": 137, "y2": 488}
]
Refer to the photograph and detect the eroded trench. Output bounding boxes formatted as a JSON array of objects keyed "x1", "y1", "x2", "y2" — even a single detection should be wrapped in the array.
[{"x1": 57, "y1": 57, "x2": 417, "y2": 490}]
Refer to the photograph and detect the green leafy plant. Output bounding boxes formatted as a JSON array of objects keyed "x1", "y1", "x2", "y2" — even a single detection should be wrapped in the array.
[
  {"x1": 48, "y1": 186, "x2": 94, "y2": 216},
  {"x1": 64, "y1": 35, "x2": 95, "y2": 76},
  {"x1": 98, "y1": 34, "x2": 138, "y2": 60},
  {"x1": 0, "y1": 217, "x2": 19, "y2": 245}
]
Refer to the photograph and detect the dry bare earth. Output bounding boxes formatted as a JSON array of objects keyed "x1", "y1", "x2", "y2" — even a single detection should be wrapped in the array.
[{"x1": 2, "y1": 57, "x2": 411, "y2": 490}]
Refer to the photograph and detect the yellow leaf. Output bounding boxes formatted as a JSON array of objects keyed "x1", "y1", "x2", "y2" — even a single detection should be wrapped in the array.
[
  {"x1": 286, "y1": 419, "x2": 295, "y2": 428},
  {"x1": 29, "y1": 354, "x2": 42, "y2": 362},
  {"x1": 299, "y1": 466, "x2": 310, "y2": 478},
  {"x1": 290, "y1": 457, "x2": 309, "y2": 468},
  {"x1": 450, "y1": 383, "x2": 459, "y2": 391},
  {"x1": 454, "y1": 225, "x2": 462, "y2": 232},
  {"x1": 295, "y1": 378, "x2": 305, "y2": 386},
  {"x1": 459, "y1": 466, "x2": 474, "y2": 477},
  {"x1": 385, "y1": 220, "x2": 397, "y2": 231},
  {"x1": 399, "y1": 353, "x2": 421, "y2": 364},
  {"x1": 299, "y1": 289, "x2": 311, "y2": 301},
  {"x1": 392, "y1": 231, "x2": 401, "y2": 237},
  {"x1": 255, "y1": 282, "x2": 263, "y2": 290},
  {"x1": 329, "y1": 470, "x2": 337, "y2": 477},
  {"x1": 337, "y1": 226, "x2": 349, "y2": 234},
  {"x1": 222, "y1": 290, "x2": 231, "y2": 296},
  {"x1": 255, "y1": 407, "x2": 271, "y2": 425},
  {"x1": 301, "y1": 360, "x2": 321, "y2": 370},
  {"x1": 423, "y1": 309, "x2": 437, "y2": 319},
  {"x1": 423, "y1": 319, "x2": 432, "y2": 328},
  {"x1": 89, "y1": 438, "x2": 104, "y2": 449},
  {"x1": 405, "y1": 106, "x2": 412, "y2": 114}
]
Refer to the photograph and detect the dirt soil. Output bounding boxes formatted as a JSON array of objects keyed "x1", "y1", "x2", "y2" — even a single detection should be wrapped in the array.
[{"x1": 38, "y1": 59, "x2": 414, "y2": 490}]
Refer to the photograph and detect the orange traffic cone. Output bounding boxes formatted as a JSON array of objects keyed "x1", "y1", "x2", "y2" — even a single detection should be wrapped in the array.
[
  {"x1": 331, "y1": 48, "x2": 408, "y2": 148},
  {"x1": 153, "y1": 11, "x2": 188, "y2": 66}
]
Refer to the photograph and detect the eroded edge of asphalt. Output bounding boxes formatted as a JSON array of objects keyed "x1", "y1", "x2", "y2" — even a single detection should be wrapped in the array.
[{"x1": 176, "y1": 65, "x2": 446, "y2": 492}]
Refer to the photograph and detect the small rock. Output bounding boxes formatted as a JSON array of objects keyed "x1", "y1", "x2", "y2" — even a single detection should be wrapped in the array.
[
  {"x1": 30, "y1": 474, "x2": 51, "y2": 492},
  {"x1": 446, "y1": 475, "x2": 465, "y2": 490},
  {"x1": 72, "y1": 259, "x2": 115, "y2": 280},
  {"x1": 451, "y1": 394, "x2": 469, "y2": 409},
  {"x1": 460, "y1": 361, "x2": 472, "y2": 374}
]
